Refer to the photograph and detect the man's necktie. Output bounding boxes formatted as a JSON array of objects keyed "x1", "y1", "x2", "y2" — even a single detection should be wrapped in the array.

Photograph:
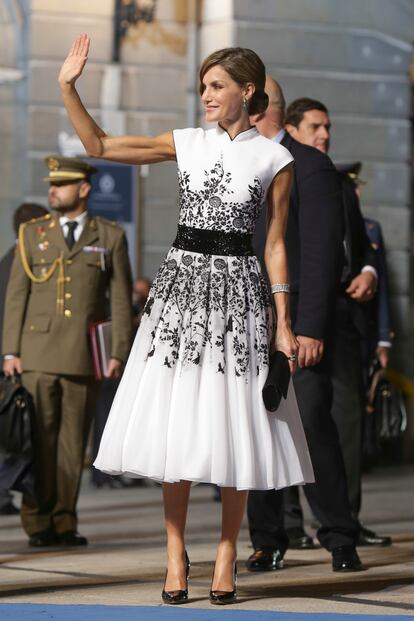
[{"x1": 65, "y1": 221, "x2": 78, "y2": 250}]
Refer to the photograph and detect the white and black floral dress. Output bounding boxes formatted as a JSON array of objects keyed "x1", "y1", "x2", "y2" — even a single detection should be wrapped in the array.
[{"x1": 94, "y1": 125, "x2": 314, "y2": 490}]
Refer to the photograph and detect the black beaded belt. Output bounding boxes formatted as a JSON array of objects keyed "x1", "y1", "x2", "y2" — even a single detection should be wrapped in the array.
[{"x1": 172, "y1": 225, "x2": 254, "y2": 257}]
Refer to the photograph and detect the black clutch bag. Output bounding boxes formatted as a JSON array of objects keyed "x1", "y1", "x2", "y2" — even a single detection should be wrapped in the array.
[{"x1": 262, "y1": 351, "x2": 291, "y2": 412}]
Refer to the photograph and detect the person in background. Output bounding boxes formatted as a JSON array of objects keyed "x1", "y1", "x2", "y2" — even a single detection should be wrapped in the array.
[
  {"x1": 132, "y1": 277, "x2": 152, "y2": 315},
  {"x1": 0, "y1": 203, "x2": 49, "y2": 515},
  {"x1": 91, "y1": 276, "x2": 152, "y2": 488},
  {"x1": 364, "y1": 215, "x2": 393, "y2": 367},
  {"x1": 248, "y1": 77, "x2": 361, "y2": 573},
  {"x1": 2, "y1": 157, "x2": 133, "y2": 547},
  {"x1": 336, "y1": 163, "x2": 394, "y2": 368},
  {"x1": 283, "y1": 98, "x2": 391, "y2": 547}
]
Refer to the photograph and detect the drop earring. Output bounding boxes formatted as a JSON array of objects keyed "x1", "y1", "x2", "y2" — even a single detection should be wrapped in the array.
[{"x1": 242, "y1": 97, "x2": 249, "y2": 113}]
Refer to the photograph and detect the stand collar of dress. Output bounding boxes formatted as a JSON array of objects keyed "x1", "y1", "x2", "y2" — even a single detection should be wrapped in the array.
[{"x1": 216, "y1": 124, "x2": 258, "y2": 142}]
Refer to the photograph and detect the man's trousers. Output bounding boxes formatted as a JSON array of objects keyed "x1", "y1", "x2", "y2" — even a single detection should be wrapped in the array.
[
  {"x1": 21, "y1": 372, "x2": 96, "y2": 536},
  {"x1": 248, "y1": 347, "x2": 359, "y2": 553}
]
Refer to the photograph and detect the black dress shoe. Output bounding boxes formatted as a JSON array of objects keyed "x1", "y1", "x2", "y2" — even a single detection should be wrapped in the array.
[
  {"x1": 287, "y1": 527, "x2": 316, "y2": 550},
  {"x1": 28, "y1": 530, "x2": 58, "y2": 547},
  {"x1": 357, "y1": 525, "x2": 392, "y2": 547},
  {"x1": 332, "y1": 546, "x2": 362, "y2": 572},
  {"x1": 246, "y1": 548, "x2": 284, "y2": 572},
  {"x1": 57, "y1": 530, "x2": 88, "y2": 547}
]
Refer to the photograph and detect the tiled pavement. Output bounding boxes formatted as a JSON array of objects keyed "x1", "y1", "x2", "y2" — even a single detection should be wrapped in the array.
[{"x1": 0, "y1": 466, "x2": 412, "y2": 618}]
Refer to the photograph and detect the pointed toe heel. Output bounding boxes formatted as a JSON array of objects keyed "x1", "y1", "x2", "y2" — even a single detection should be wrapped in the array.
[
  {"x1": 161, "y1": 588, "x2": 189, "y2": 605},
  {"x1": 209, "y1": 562, "x2": 237, "y2": 605},
  {"x1": 161, "y1": 551, "x2": 190, "y2": 605}
]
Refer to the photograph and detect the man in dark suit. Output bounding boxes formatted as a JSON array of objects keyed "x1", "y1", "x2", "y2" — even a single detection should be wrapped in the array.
[
  {"x1": 247, "y1": 78, "x2": 361, "y2": 573},
  {"x1": 336, "y1": 167, "x2": 393, "y2": 369},
  {"x1": 0, "y1": 203, "x2": 49, "y2": 515},
  {"x1": 282, "y1": 99, "x2": 391, "y2": 547}
]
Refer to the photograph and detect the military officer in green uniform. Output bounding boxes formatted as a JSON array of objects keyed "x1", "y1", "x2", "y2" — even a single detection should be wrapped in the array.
[{"x1": 2, "y1": 156, "x2": 133, "y2": 546}]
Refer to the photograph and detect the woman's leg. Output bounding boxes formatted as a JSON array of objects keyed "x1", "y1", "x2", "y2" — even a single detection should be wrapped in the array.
[
  {"x1": 163, "y1": 480, "x2": 192, "y2": 591},
  {"x1": 212, "y1": 487, "x2": 248, "y2": 591}
]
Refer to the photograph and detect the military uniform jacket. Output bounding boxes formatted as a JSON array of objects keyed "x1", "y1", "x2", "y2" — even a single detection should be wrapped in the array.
[{"x1": 2, "y1": 213, "x2": 133, "y2": 376}]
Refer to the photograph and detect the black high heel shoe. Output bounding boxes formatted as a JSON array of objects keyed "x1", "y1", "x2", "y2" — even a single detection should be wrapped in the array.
[
  {"x1": 161, "y1": 550, "x2": 190, "y2": 605},
  {"x1": 209, "y1": 562, "x2": 237, "y2": 605}
]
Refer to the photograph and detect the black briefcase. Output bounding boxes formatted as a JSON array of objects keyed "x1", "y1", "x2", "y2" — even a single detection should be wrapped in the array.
[
  {"x1": 0, "y1": 375, "x2": 33, "y2": 454},
  {"x1": 262, "y1": 351, "x2": 291, "y2": 412},
  {"x1": 0, "y1": 374, "x2": 34, "y2": 495},
  {"x1": 364, "y1": 361, "x2": 407, "y2": 460}
]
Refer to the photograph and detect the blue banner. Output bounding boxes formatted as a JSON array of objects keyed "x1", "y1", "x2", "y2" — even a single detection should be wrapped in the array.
[{"x1": 87, "y1": 160, "x2": 136, "y2": 223}]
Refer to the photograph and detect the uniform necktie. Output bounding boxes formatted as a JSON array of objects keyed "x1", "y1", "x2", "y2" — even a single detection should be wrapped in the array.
[{"x1": 65, "y1": 221, "x2": 78, "y2": 250}]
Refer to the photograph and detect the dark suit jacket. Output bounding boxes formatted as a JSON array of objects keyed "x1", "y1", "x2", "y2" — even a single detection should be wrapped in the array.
[
  {"x1": 338, "y1": 172, "x2": 378, "y2": 338},
  {"x1": 340, "y1": 172, "x2": 377, "y2": 279},
  {"x1": 0, "y1": 246, "x2": 16, "y2": 354},
  {"x1": 364, "y1": 218, "x2": 393, "y2": 344},
  {"x1": 254, "y1": 133, "x2": 344, "y2": 340}
]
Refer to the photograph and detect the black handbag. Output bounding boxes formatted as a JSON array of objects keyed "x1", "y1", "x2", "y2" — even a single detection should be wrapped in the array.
[
  {"x1": 0, "y1": 374, "x2": 34, "y2": 494},
  {"x1": 364, "y1": 361, "x2": 407, "y2": 459},
  {"x1": 262, "y1": 351, "x2": 291, "y2": 411}
]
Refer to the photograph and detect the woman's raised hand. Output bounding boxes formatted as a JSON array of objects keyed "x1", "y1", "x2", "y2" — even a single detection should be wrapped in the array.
[{"x1": 58, "y1": 34, "x2": 90, "y2": 86}]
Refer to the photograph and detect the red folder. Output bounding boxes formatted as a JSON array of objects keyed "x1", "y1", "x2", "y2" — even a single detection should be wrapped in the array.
[{"x1": 89, "y1": 320, "x2": 112, "y2": 380}]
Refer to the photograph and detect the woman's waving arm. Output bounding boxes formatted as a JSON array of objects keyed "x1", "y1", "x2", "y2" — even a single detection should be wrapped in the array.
[{"x1": 58, "y1": 34, "x2": 176, "y2": 164}]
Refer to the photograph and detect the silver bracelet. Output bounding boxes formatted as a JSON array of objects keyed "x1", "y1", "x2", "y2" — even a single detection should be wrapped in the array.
[{"x1": 270, "y1": 283, "x2": 290, "y2": 294}]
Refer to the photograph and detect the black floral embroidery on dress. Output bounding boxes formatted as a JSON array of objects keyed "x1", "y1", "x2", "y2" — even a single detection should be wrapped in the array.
[
  {"x1": 139, "y1": 151, "x2": 272, "y2": 377},
  {"x1": 142, "y1": 248, "x2": 272, "y2": 377},
  {"x1": 177, "y1": 156, "x2": 265, "y2": 234}
]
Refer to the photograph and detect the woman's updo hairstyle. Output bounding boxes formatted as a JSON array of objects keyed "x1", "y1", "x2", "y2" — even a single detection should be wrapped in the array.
[{"x1": 199, "y1": 47, "x2": 268, "y2": 115}]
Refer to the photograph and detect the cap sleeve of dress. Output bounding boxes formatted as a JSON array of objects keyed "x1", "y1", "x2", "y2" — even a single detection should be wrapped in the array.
[
  {"x1": 172, "y1": 128, "x2": 204, "y2": 171},
  {"x1": 272, "y1": 143, "x2": 294, "y2": 177}
]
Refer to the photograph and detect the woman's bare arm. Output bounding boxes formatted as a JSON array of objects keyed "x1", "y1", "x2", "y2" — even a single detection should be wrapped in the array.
[
  {"x1": 264, "y1": 163, "x2": 298, "y2": 370},
  {"x1": 58, "y1": 34, "x2": 176, "y2": 164}
]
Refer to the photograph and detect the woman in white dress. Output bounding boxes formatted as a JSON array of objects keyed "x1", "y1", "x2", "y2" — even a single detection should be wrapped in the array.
[{"x1": 58, "y1": 36, "x2": 314, "y2": 605}]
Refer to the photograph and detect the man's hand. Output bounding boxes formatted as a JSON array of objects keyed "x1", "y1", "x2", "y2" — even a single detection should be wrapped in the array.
[
  {"x1": 376, "y1": 345, "x2": 390, "y2": 369},
  {"x1": 297, "y1": 335, "x2": 324, "y2": 368},
  {"x1": 3, "y1": 356, "x2": 23, "y2": 376},
  {"x1": 105, "y1": 358, "x2": 123, "y2": 379},
  {"x1": 346, "y1": 272, "x2": 376, "y2": 303}
]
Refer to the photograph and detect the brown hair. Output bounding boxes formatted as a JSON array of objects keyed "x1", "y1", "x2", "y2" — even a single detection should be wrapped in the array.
[
  {"x1": 199, "y1": 47, "x2": 268, "y2": 115},
  {"x1": 285, "y1": 98, "x2": 329, "y2": 128}
]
